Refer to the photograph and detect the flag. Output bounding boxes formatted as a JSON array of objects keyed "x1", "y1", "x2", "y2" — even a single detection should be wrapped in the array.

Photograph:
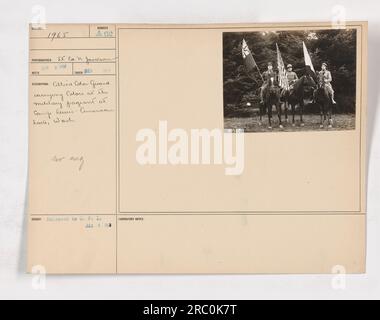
[
  {"x1": 241, "y1": 39, "x2": 256, "y2": 72},
  {"x1": 276, "y1": 43, "x2": 289, "y2": 90},
  {"x1": 302, "y1": 41, "x2": 315, "y2": 74}
]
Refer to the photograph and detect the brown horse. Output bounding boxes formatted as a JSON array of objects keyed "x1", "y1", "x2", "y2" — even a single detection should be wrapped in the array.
[
  {"x1": 260, "y1": 77, "x2": 282, "y2": 129},
  {"x1": 281, "y1": 74, "x2": 316, "y2": 127}
]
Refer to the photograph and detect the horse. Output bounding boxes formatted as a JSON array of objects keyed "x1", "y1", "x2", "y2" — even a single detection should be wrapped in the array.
[
  {"x1": 314, "y1": 82, "x2": 333, "y2": 128},
  {"x1": 281, "y1": 74, "x2": 316, "y2": 127},
  {"x1": 260, "y1": 77, "x2": 282, "y2": 129}
]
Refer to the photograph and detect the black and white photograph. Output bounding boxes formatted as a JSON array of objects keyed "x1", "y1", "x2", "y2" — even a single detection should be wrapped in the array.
[{"x1": 223, "y1": 28, "x2": 357, "y2": 132}]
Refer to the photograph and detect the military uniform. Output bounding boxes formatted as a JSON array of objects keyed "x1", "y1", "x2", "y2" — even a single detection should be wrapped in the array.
[
  {"x1": 317, "y1": 70, "x2": 332, "y2": 88},
  {"x1": 262, "y1": 69, "x2": 277, "y2": 83},
  {"x1": 260, "y1": 69, "x2": 278, "y2": 103},
  {"x1": 286, "y1": 70, "x2": 298, "y2": 88},
  {"x1": 316, "y1": 68, "x2": 336, "y2": 103}
]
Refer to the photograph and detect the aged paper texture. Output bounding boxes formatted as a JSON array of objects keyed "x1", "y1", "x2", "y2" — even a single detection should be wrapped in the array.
[{"x1": 28, "y1": 22, "x2": 367, "y2": 274}]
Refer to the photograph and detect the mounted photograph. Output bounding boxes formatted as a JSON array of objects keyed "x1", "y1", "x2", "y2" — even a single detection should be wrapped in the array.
[{"x1": 223, "y1": 28, "x2": 357, "y2": 132}]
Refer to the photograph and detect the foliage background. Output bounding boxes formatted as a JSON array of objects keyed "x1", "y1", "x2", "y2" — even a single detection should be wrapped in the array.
[{"x1": 223, "y1": 29, "x2": 357, "y2": 116}]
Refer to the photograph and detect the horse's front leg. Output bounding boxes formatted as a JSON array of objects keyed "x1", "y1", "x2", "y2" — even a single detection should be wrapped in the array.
[
  {"x1": 259, "y1": 104, "x2": 263, "y2": 126},
  {"x1": 291, "y1": 103, "x2": 296, "y2": 127},
  {"x1": 284, "y1": 101, "x2": 288, "y2": 123},
  {"x1": 300, "y1": 101, "x2": 305, "y2": 127},
  {"x1": 267, "y1": 104, "x2": 272, "y2": 130},
  {"x1": 277, "y1": 102, "x2": 283, "y2": 129},
  {"x1": 328, "y1": 102, "x2": 333, "y2": 128},
  {"x1": 319, "y1": 102, "x2": 324, "y2": 128}
]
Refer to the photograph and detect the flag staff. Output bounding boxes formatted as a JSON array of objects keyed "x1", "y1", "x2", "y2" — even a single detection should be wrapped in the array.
[{"x1": 255, "y1": 61, "x2": 264, "y2": 83}]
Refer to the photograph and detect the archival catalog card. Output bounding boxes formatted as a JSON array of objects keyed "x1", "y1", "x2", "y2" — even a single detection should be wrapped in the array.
[{"x1": 27, "y1": 22, "x2": 367, "y2": 274}]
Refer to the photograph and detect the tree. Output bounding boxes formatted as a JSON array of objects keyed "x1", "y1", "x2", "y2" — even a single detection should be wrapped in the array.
[{"x1": 223, "y1": 29, "x2": 357, "y2": 114}]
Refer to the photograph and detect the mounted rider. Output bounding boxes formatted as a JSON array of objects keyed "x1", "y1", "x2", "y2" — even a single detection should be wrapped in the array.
[
  {"x1": 260, "y1": 62, "x2": 278, "y2": 104},
  {"x1": 316, "y1": 62, "x2": 337, "y2": 104},
  {"x1": 285, "y1": 64, "x2": 298, "y2": 89}
]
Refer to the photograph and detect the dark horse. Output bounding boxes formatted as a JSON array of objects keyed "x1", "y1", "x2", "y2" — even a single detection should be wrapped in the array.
[
  {"x1": 314, "y1": 82, "x2": 333, "y2": 128},
  {"x1": 260, "y1": 77, "x2": 282, "y2": 129},
  {"x1": 281, "y1": 74, "x2": 316, "y2": 126}
]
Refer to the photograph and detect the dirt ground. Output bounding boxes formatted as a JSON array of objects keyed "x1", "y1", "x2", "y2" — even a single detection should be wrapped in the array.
[{"x1": 224, "y1": 113, "x2": 356, "y2": 132}]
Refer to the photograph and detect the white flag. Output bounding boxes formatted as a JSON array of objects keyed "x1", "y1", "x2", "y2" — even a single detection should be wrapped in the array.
[
  {"x1": 303, "y1": 41, "x2": 315, "y2": 73},
  {"x1": 241, "y1": 39, "x2": 256, "y2": 72},
  {"x1": 241, "y1": 39, "x2": 251, "y2": 59}
]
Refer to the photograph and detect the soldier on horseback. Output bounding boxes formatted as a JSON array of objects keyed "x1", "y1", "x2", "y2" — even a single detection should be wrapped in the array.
[
  {"x1": 316, "y1": 62, "x2": 337, "y2": 104},
  {"x1": 286, "y1": 64, "x2": 298, "y2": 90},
  {"x1": 260, "y1": 62, "x2": 278, "y2": 104},
  {"x1": 281, "y1": 64, "x2": 298, "y2": 97}
]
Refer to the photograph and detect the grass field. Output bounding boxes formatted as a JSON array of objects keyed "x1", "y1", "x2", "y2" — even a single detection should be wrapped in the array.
[{"x1": 224, "y1": 113, "x2": 356, "y2": 132}]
